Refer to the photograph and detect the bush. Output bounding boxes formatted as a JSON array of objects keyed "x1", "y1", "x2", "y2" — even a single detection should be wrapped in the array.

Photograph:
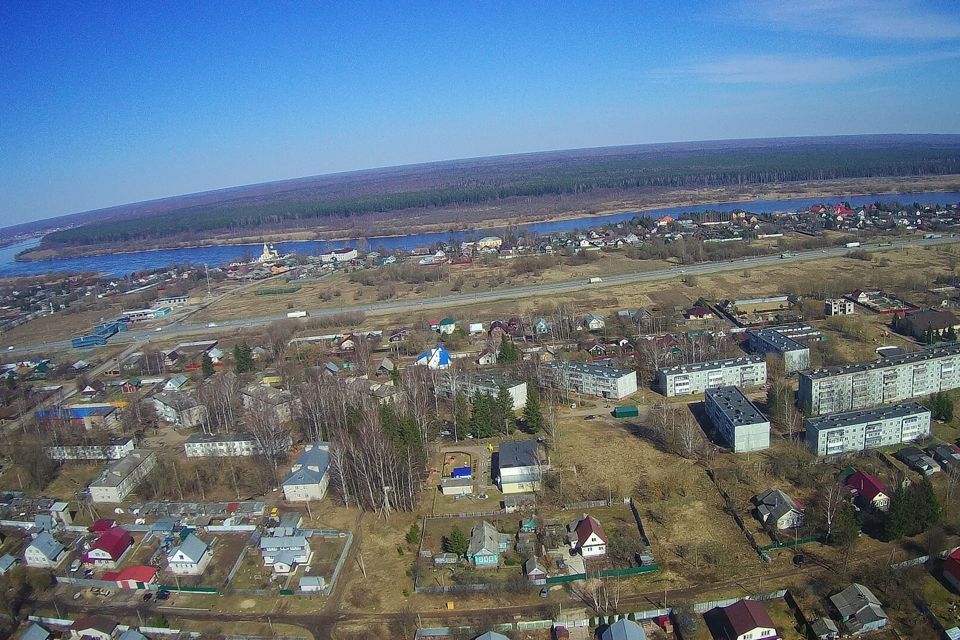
[
  {"x1": 405, "y1": 523, "x2": 420, "y2": 545},
  {"x1": 846, "y1": 249, "x2": 872, "y2": 261}
]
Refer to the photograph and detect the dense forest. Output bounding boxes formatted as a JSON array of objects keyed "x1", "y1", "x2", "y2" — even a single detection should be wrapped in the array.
[{"x1": 40, "y1": 135, "x2": 960, "y2": 246}]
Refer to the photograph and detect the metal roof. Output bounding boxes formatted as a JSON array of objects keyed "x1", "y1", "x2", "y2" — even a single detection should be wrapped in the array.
[
  {"x1": 659, "y1": 355, "x2": 764, "y2": 375},
  {"x1": 28, "y1": 531, "x2": 64, "y2": 561},
  {"x1": 169, "y1": 533, "x2": 209, "y2": 564},
  {"x1": 805, "y1": 402, "x2": 929, "y2": 430},
  {"x1": 283, "y1": 443, "x2": 330, "y2": 487},
  {"x1": 498, "y1": 440, "x2": 540, "y2": 469},
  {"x1": 705, "y1": 386, "x2": 767, "y2": 426},
  {"x1": 803, "y1": 344, "x2": 960, "y2": 380}
]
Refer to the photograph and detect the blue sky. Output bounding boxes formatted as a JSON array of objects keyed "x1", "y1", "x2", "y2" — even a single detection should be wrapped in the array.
[{"x1": 2, "y1": 0, "x2": 960, "y2": 226}]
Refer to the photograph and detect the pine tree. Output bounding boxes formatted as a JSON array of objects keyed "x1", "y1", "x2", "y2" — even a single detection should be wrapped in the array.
[
  {"x1": 926, "y1": 391, "x2": 954, "y2": 421},
  {"x1": 453, "y1": 391, "x2": 470, "y2": 439},
  {"x1": 827, "y1": 499, "x2": 859, "y2": 573},
  {"x1": 445, "y1": 526, "x2": 469, "y2": 557},
  {"x1": 830, "y1": 501, "x2": 860, "y2": 546},
  {"x1": 233, "y1": 342, "x2": 254, "y2": 374},
  {"x1": 201, "y1": 353, "x2": 215, "y2": 378},
  {"x1": 522, "y1": 391, "x2": 545, "y2": 434},
  {"x1": 497, "y1": 336, "x2": 519, "y2": 363},
  {"x1": 468, "y1": 391, "x2": 494, "y2": 438},
  {"x1": 496, "y1": 386, "x2": 515, "y2": 435},
  {"x1": 405, "y1": 523, "x2": 420, "y2": 545},
  {"x1": 885, "y1": 484, "x2": 912, "y2": 540},
  {"x1": 915, "y1": 477, "x2": 941, "y2": 531}
]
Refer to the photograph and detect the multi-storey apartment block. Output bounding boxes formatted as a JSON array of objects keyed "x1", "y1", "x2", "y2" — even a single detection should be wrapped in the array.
[
  {"x1": 434, "y1": 371, "x2": 528, "y2": 410},
  {"x1": 798, "y1": 346, "x2": 960, "y2": 415},
  {"x1": 747, "y1": 325, "x2": 816, "y2": 374},
  {"x1": 538, "y1": 361, "x2": 637, "y2": 400},
  {"x1": 46, "y1": 436, "x2": 134, "y2": 461},
  {"x1": 805, "y1": 402, "x2": 931, "y2": 457},
  {"x1": 704, "y1": 386, "x2": 770, "y2": 452},
  {"x1": 656, "y1": 355, "x2": 766, "y2": 397},
  {"x1": 88, "y1": 450, "x2": 157, "y2": 503}
]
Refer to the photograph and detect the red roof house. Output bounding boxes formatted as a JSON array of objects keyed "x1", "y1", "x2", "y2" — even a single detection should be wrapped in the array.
[
  {"x1": 102, "y1": 564, "x2": 158, "y2": 590},
  {"x1": 685, "y1": 306, "x2": 715, "y2": 320},
  {"x1": 82, "y1": 527, "x2": 133, "y2": 568},
  {"x1": 570, "y1": 515, "x2": 608, "y2": 558},
  {"x1": 944, "y1": 548, "x2": 960, "y2": 592},
  {"x1": 835, "y1": 204, "x2": 856, "y2": 216},
  {"x1": 715, "y1": 599, "x2": 779, "y2": 640},
  {"x1": 845, "y1": 470, "x2": 891, "y2": 511},
  {"x1": 89, "y1": 519, "x2": 116, "y2": 533}
]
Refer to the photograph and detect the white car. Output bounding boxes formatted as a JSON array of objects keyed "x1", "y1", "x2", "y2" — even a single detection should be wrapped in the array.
[
  {"x1": 207, "y1": 322, "x2": 217, "y2": 328},
  {"x1": 154, "y1": 327, "x2": 163, "y2": 332}
]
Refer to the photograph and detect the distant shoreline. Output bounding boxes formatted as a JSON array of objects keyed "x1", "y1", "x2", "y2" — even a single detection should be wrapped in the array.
[{"x1": 16, "y1": 176, "x2": 960, "y2": 263}]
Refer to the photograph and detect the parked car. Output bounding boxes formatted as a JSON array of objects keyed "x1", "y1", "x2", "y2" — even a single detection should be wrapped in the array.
[
  {"x1": 69, "y1": 559, "x2": 81, "y2": 572},
  {"x1": 142, "y1": 593, "x2": 153, "y2": 602}
]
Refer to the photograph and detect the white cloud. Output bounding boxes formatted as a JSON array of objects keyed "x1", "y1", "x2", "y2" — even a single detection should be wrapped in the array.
[
  {"x1": 653, "y1": 50, "x2": 960, "y2": 85},
  {"x1": 734, "y1": 0, "x2": 960, "y2": 40}
]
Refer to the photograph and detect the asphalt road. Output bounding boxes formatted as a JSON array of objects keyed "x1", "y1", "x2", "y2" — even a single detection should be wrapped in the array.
[{"x1": 7, "y1": 234, "x2": 958, "y2": 356}]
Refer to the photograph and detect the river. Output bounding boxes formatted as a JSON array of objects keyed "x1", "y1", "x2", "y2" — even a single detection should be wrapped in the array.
[{"x1": 3, "y1": 190, "x2": 959, "y2": 278}]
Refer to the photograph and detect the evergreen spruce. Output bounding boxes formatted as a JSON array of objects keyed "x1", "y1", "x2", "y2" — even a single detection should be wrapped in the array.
[
  {"x1": 201, "y1": 353, "x2": 215, "y2": 378},
  {"x1": 496, "y1": 386, "x2": 515, "y2": 435},
  {"x1": 522, "y1": 391, "x2": 545, "y2": 433},
  {"x1": 445, "y1": 526, "x2": 469, "y2": 557}
]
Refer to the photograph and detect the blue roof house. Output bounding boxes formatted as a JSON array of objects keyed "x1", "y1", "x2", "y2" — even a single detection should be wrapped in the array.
[
  {"x1": 24, "y1": 531, "x2": 65, "y2": 568},
  {"x1": 283, "y1": 443, "x2": 330, "y2": 502},
  {"x1": 416, "y1": 344, "x2": 451, "y2": 370}
]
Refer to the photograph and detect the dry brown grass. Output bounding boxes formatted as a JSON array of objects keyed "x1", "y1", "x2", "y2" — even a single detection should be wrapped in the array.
[
  {"x1": 277, "y1": 241, "x2": 960, "y2": 335},
  {"x1": 2, "y1": 303, "x2": 128, "y2": 346},
  {"x1": 555, "y1": 412, "x2": 765, "y2": 587}
]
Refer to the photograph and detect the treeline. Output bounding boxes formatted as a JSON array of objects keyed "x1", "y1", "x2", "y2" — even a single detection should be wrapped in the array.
[{"x1": 42, "y1": 142, "x2": 960, "y2": 246}]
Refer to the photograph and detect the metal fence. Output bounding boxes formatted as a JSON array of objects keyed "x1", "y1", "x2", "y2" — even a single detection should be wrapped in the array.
[
  {"x1": 757, "y1": 535, "x2": 822, "y2": 552},
  {"x1": 692, "y1": 589, "x2": 788, "y2": 614},
  {"x1": 562, "y1": 499, "x2": 610, "y2": 511},
  {"x1": 324, "y1": 530, "x2": 353, "y2": 596},
  {"x1": 423, "y1": 510, "x2": 505, "y2": 520},
  {"x1": 544, "y1": 564, "x2": 660, "y2": 585}
]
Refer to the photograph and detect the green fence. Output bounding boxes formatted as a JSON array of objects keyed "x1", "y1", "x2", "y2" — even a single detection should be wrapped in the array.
[
  {"x1": 758, "y1": 536, "x2": 822, "y2": 553},
  {"x1": 157, "y1": 585, "x2": 220, "y2": 594},
  {"x1": 255, "y1": 285, "x2": 302, "y2": 296},
  {"x1": 544, "y1": 564, "x2": 660, "y2": 585}
]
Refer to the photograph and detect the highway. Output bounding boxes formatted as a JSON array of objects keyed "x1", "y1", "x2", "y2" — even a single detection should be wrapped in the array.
[{"x1": 6, "y1": 234, "x2": 958, "y2": 356}]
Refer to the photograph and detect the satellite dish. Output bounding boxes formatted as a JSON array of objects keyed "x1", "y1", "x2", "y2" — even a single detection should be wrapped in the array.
[{"x1": 114, "y1": 508, "x2": 125, "y2": 515}]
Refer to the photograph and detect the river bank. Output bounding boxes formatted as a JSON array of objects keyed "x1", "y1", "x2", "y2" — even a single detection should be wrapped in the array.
[
  {"x1": 3, "y1": 186, "x2": 960, "y2": 280},
  {"x1": 16, "y1": 174, "x2": 960, "y2": 263}
]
